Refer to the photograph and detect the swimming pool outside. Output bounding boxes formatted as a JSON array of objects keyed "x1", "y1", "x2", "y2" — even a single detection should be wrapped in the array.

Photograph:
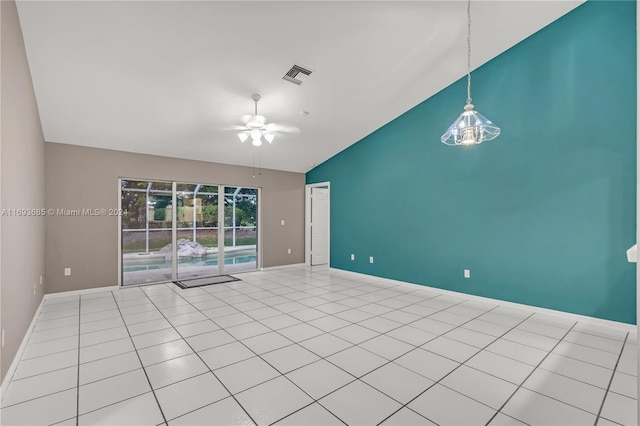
[
  {"x1": 122, "y1": 245, "x2": 257, "y2": 285},
  {"x1": 124, "y1": 249, "x2": 256, "y2": 272}
]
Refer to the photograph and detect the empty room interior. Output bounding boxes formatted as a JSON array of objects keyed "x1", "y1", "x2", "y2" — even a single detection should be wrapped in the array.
[{"x1": 1, "y1": 0, "x2": 639, "y2": 425}]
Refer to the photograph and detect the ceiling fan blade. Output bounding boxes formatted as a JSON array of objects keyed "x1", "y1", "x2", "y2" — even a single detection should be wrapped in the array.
[
  {"x1": 213, "y1": 124, "x2": 248, "y2": 132},
  {"x1": 239, "y1": 114, "x2": 254, "y2": 125},
  {"x1": 226, "y1": 95, "x2": 300, "y2": 138},
  {"x1": 264, "y1": 123, "x2": 300, "y2": 134}
]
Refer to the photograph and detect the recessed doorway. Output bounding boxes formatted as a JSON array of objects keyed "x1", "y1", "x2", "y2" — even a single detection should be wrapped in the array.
[{"x1": 305, "y1": 182, "x2": 330, "y2": 266}]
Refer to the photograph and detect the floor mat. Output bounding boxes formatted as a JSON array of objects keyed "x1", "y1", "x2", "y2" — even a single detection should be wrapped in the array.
[{"x1": 173, "y1": 275, "x2": 240, "y2": 289}]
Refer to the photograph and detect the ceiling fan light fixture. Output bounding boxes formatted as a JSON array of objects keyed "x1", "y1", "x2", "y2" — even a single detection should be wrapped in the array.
[
  {"x1": 247, "y1": 115, "x2": 266, "y2": 129},
  {"x1": 250, "y1": 129, "x2": 262, "y2": 140},
  {"x1": 237, "y1": 94, "x2": 278, "y2": 148}
]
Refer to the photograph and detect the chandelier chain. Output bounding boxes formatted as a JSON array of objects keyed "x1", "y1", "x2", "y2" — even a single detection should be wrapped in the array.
[
  {"x1": 440, "y1": 0, "x2": 501, "y2": 146},
  {"x1": 466, "y1": 0, "x2": 472, "y2": 105}
]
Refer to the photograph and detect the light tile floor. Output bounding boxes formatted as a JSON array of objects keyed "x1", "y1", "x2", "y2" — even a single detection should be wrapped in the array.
[{"x1": 1, "y1": 266, "x2": 637, "y2": 425}]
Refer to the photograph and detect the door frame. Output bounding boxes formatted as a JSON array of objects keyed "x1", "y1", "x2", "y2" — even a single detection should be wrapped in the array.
[
  {"x1": 118, "y1": 178, "x2": 261, "y2": 286},
  {"x1": 305, "y1": 182, "x2": 330, "y2": 266}
]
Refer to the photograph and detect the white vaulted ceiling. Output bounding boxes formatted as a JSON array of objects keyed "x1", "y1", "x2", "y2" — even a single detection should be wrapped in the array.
[{"x1": 16, "y1": 1, "x2": 583, "y2": 173}]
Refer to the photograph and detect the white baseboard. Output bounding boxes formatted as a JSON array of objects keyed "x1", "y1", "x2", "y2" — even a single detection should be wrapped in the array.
[
  {"x1": 260, "y1": 263, "x2": 306, "y2": 272},
  {"x1": 45, "y1": 285, "x2": 119, "y2": 299},
  {"x1": 330, "y1": 267, "x2": 636, "y2": 334},
  {"x1": 1, "y1": 296, "x2": 45, "y2": 402}
]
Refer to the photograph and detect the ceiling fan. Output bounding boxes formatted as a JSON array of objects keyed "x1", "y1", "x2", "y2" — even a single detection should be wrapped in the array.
[{"x1": 236, "y1": 94, "x2": 298, "y2": 147}]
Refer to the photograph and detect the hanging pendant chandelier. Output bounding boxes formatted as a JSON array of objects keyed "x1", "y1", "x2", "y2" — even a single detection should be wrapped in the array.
[{"x1": 441, "y1": 0, "x2": 500, "y2": 146}]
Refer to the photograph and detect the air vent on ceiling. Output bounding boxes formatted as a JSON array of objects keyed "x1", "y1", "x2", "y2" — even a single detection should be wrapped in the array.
[{"x1": 283, "y1": 64, "x2": 312, "y2": 85}]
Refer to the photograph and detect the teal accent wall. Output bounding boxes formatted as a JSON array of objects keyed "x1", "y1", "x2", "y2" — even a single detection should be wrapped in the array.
[{"x1": 306, "y1": 1, "x2": 637, "y2": 324}]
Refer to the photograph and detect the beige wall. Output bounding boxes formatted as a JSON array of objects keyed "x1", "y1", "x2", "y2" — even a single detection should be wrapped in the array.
[
  {"x1": 45, "y1": 143, "x2": 305, "y2": 293},
  {"x1": 1, "y1": 1, "x2": 47, "y2": 381}
]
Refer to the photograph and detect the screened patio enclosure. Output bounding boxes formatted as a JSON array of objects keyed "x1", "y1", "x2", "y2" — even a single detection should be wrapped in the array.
[{"x1": 120, "y1": 179, "x2": 258, "y2": 286}]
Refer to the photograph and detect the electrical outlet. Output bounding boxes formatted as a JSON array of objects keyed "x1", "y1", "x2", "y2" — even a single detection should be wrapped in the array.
[
  {"x1": 369, "y1": 256, "x2": 374, "y2": 264},
  {"x1": 64, "y1": 268, "x2": 71, "y2": 276},
  {"x1": 464, "y1": 269, "x2": 471, "y2": 278},
  {"x1": 40, "y1": 275, "x2": 43, "y2": 285},
  {"x1": 350, "y1": 254, "x2": 355, "y2": 261},
  {"x1": 281, "y1": 219, "x2": 285, "y2": 226},
  {"x1": 1, "y1": 329, "x2": 5, "y2": 348},
  {"x1": 287, "y1": 248, "x2": 291, "y2": 254}
]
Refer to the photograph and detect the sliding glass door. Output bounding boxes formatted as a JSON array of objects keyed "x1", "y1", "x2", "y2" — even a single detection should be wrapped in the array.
[
  {"x1": 223, "y1": 187, "x2": 258, "y2": 273},
  {"x1": 120, "y1": 179, "x2": 258, "y2": 286},
  {"x1": 121, "y1": 180, "x2": 174, "y2": 285},
  {"x1": 175, "y1": 183, "x2": 219, "y2": 280}
]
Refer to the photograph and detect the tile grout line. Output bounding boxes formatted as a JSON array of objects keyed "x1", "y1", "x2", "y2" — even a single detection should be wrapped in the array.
[
  {"x1": 170, "y1": 284, "x2": 349, "y2": 425},
  {"x1": 129, "y1": 284, "x2": 510, "y2": 371},
  {"x1": 169, "y1": 278, "x2": 337, "y2": 422},
  {"x1": 1, "y1": 296, "x2": 81, "y2": 419},
  {"x1": 374, "y1": 309, "x2": 537, "y2": 426},
  {"x1": 159, "y1": 281, "x2": 357, "y2": 425},
  {"x1": 26, "y1": 288, "x2": 609, "y2": 363},
  {"x1": 173, "y1": 275, "x2": 545, "y2": 425},
  {"x1": 11, "y1": 269, "x2": 631, "y2": 425},
  {"x1": 0, "y1": 285, "x2": 549, "y2": 424},
  {"x1": 61, "y1": 296, "x2": 155, "y2": 421},
  {"x1": 247, "y1": 272, "x2": 633, "y2": 372},
  {"x1": 108, "y1": 290, "x2": 169, "y2": 425},
  {"x1": 135, "y1": 285, "x2": 260, "y2": 426},
  {"x1": 200, "y1": 279, "x2": 456, "y2": 368},
  {"x1": 490, "y1": 352, "x2": 625, "y2": 423},
  {"x1": 243, "y1": 282, "x2": 378, "y2": 425},
  {"x1": 594, "y1": 331, "x2": 630, "y2": 425},
  {"x1": 45, "y1": 281, "x2": 617, "y2": 390},
  {"x1": 484, "y1": 320, "x2": 579, "y2": 425},
  {"x1": 121, "y1": 276, "x2": 588, "y2": 363},
  {"x1": 341, "y1": 277, "x2": 628, "y2": 347},
  {"x1": 75, "y1": 295, "x2": 81, "y2": 426},
  {"x1": 271, "y1": 293, "x2": 516, "y2": 425}
]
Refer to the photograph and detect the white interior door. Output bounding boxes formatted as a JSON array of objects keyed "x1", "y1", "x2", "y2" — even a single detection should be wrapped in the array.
[{"x1": 310, "y1": 187, "x2": 329, "y2": 265}]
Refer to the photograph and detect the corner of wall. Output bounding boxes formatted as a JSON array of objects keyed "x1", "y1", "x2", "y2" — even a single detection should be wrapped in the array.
[{"x1": 1, "y1": 0, "x2": 47, "y2": 382}]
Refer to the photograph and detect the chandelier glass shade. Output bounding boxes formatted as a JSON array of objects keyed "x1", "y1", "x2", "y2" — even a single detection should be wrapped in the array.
[
  {"x1": 441, "y1": 0, "x2": 500, "y2": 146},
  {"x1": 441, "y1": 104, "x2": 500, "y2": 146}
]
